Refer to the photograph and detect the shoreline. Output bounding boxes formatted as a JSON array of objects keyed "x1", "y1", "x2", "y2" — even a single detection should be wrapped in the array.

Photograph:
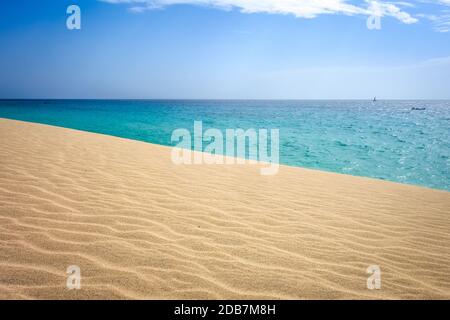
[
  {"x1": 1, "y1": 118, "x2": 449, "y2": 299},
  {"x1": 0, "y1": 117, "x2": 448, "y2": 192}
]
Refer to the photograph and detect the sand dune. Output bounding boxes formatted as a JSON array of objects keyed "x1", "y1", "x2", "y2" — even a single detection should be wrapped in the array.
[{"x1": 0, "y1": 118, "x2": 449, "y2": 299}]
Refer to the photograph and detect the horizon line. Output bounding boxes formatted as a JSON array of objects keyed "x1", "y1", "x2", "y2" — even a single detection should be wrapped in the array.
[{"x1": 2, "y1": 98, "x2": 450, "y2": 101}]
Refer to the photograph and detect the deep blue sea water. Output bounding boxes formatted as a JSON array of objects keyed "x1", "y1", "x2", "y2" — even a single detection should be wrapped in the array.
[{"x1": 1, "y1": 100, "x2": 449, "y2": 191}]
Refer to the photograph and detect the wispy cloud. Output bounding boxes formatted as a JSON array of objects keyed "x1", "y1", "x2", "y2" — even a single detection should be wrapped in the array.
[
  {"x1": 100, "y1": 0, "x2": 450, "y2": 30},
  {"x1": 418, "y1": 9, "x2": 450, "y2": 32}
]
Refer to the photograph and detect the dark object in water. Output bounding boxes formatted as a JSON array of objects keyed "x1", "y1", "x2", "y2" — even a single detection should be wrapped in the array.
[{"x1": 411, "y1": 107, "x2": 426, "y2": 111}]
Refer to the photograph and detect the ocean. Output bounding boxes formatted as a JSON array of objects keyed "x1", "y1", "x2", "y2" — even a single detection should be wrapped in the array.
[{"x1": 0, "y1": 99, "x2": 449, "y2": 191}]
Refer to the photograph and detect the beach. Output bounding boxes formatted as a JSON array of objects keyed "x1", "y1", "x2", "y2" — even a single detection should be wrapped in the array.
[{"x1": 0, "y1": 117, "x2": 449, "y2": 299}]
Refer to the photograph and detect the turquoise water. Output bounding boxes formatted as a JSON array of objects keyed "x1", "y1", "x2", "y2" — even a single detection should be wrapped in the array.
[{"x1": 0, "y1": 100, "x2": 449, "y2": 191}]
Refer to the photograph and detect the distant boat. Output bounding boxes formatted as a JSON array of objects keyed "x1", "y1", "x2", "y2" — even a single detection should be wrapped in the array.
[
  {"x1": 411, "y1": 107, "x2": 426, "y2": 111},
  {"x1": 373, "y1": 97, "x2": 377, "y2": 102}
]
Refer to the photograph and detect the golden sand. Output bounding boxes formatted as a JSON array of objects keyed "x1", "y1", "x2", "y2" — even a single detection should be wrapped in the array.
[{"x1": 0, "y1": 118, "x2": 449, "y2": 299}]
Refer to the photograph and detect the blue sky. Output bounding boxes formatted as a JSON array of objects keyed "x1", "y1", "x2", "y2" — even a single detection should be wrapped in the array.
[{"x1": 0, "y1": 0, "x2": 449, "y2": 99}]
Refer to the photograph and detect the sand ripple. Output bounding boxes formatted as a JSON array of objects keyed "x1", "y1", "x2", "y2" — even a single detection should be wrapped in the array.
[{"x1": 1, "y1": 118, "x2": 449, "y2": 299}]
